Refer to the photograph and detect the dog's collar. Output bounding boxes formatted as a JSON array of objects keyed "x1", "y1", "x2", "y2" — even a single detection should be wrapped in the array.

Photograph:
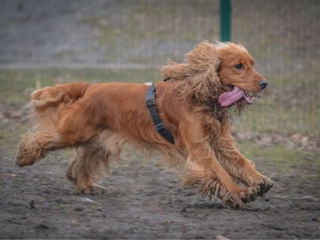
[{"x1": 145, "y1": 83, "x2": 175, "y2": 144}]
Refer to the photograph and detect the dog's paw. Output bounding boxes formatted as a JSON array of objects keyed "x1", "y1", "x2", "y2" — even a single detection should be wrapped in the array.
[
  {"x1": 249, "y1": 175, "x2": 273, "y2": 197},
  {"x1": 219, "y1": 187, "x2": 257, "y2": 209},
  {"x1": 256, "y1": 176, "x2": 273, "y2": 197},
  {"x1": 203, "y1": 181, "x2": 259, "y2": 208},
  {"x1": 217, "y1": 187, "x2": 261, "y2": 209},
  {"x1": 219, "y1": 188, "x2": 257, "y2": 209},
  {"x1": 15, "y1": 155, "x2": 35, "y2": 167},
  {"x1": 15, "y1": 136, "x2": 45, "y2": 167},
  {"x1": 225, "y1": 178, "x2": 273, "y2": 207},
  {"x1": 15, "y1": 148, "x2": 41, "y2": 167},
  {"x1": 224, "y1": 194, "x2": 245, "y2": 209},
  {"x1": 239, "y1": 187, "x2": 259, "y2": 203}
]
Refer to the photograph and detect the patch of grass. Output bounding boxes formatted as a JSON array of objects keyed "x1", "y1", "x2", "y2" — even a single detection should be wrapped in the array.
[
  {"x1": 235, "y1": 93, "x2": 319, "y2": 136},
  {"x1": 237, "y1": 140, "x2": 320, "y2": 173}
]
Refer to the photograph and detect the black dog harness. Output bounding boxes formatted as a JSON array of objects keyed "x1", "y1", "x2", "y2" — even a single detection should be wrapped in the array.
[{"x1": 145, "y1": 81, "x2": 175, "y2": 144}]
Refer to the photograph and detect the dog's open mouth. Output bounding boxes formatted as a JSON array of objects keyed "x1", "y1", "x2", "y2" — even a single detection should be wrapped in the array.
[{"x1": 218, "y1": 85, "x2": 257, "y2": 107}]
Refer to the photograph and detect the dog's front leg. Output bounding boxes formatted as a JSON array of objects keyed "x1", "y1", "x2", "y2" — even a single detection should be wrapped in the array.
[
  {"x1": 180, "y1": 120, "x2": 257, "y2": 207},
  {"x1": 214, "y1": 118, "x2": 273, "y2": 197}
]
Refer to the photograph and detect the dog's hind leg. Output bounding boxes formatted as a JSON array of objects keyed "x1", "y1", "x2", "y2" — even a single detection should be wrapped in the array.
[
  {"x1": 16, "y1": 81, "x2": 101, "y2": 168},
  {"x1": 66, "y1": 145, "x2": 110, "y2": 194},
  {"x1": 16, "y1": 101, "x2": 99, "y2": 167},
  {"x1": 66, "y1": 131, "x2": 125, "y2": 194}
]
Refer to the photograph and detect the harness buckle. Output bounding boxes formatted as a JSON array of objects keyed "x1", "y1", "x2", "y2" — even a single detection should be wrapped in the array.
[
  {"x1": 146, "y1": 98, "x2": 156, "y2": 107},
  {"x1": 155, "y1": 122, "x2": 166, "y2": 133}
]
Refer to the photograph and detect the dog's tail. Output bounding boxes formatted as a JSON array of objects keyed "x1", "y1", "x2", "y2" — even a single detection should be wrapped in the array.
[
  {"x1": 16, "y1": 82, "x2": 91, "y2": 167},
  {"x1": 31, "y1": 82, "x2": 90, "y2": 110}
]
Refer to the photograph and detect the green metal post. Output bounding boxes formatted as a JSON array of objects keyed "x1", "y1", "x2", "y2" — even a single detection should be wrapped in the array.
[{"x1": 220, "y1": 0, "x2": 231, "y2": 42}]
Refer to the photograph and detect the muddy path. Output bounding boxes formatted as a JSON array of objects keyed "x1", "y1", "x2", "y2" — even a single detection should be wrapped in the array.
[{"x1": 0, "y1": 144, "x2": 319, "y2": 239}]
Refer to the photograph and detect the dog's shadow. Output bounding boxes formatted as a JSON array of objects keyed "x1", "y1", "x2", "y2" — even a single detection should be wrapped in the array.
[
  {"x1": 182, "y1": 202, "x2": 224, "y2": 212},
  {"x1": 183, "y1": 202, "x2": 269, "y2": 212}
]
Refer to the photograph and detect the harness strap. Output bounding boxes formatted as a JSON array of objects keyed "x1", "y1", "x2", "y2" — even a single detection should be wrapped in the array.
[{"x1": 145, "y1": 84, "x2": 175, "y2": 144}]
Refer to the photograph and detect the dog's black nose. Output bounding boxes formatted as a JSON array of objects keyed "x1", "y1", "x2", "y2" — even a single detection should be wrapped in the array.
[{"x1": 259, "y1": 80, "x2": 268, "y2": 89}]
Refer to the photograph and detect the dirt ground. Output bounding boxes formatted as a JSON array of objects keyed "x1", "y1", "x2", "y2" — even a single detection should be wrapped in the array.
[
  {"x1": 0, "y1": 118, "x2": 319, "y2": 239},
  {"x1": 0, "y1": 1, "x2": 319, "y2": 239}
]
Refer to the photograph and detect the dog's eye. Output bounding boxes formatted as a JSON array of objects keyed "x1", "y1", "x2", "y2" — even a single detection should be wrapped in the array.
[{"x1": 234, "y1": 63, "x2": 243, "y2": 70}]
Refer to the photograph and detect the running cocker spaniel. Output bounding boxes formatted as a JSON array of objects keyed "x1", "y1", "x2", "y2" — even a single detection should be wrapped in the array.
[{"x1": 16, "y1": 41, "x2": 273, "y2": 208}]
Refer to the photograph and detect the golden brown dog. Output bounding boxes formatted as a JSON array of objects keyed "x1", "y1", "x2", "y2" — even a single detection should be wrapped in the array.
[{"x1": 16, "y1": 41, "x2": 273, "y2": 208}]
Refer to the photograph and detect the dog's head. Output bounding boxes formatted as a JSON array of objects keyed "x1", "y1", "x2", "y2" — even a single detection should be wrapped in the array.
[
  {"x1": 161, "y1": 41, "x2": 267, "y2": 109},
  {"x1": 215, "y1": 42, "x2": 268, "y2": 107}
]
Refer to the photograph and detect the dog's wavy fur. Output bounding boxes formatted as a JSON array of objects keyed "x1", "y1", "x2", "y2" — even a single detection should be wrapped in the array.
[{"x1": 16, "y1": 41, "x2": 273, "y2": 207}]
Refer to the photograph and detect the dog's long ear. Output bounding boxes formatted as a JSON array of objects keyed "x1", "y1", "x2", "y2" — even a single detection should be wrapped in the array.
[
  {"x1": 185, "y1": 41, "x2": 220, "y2": 71},
  {"x1": 161, "y1": 60, "x2": 190, "y2": 81},
  {"x1": 161, "y1": 41, "x2": 221, "y2": 80},
  {"x1": 182, "y1": 41, "x2": 223, "y2": 104},
  {"x1": 161, "y1": 41, "x2": 223, "y2": 104}
]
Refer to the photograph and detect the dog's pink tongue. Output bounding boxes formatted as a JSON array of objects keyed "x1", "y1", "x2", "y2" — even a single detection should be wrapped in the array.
[{"x1": 218, "y1": 87, "x2": 245, "y2": 107}]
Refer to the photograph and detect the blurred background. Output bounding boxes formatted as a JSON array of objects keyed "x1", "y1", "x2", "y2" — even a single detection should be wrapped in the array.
[
  {"x1": 1, "y1": 1, "x2": 320, "y2": 238},
  {"x1": 0, "y1": 0, "x2": 319, "y2": 150}
]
